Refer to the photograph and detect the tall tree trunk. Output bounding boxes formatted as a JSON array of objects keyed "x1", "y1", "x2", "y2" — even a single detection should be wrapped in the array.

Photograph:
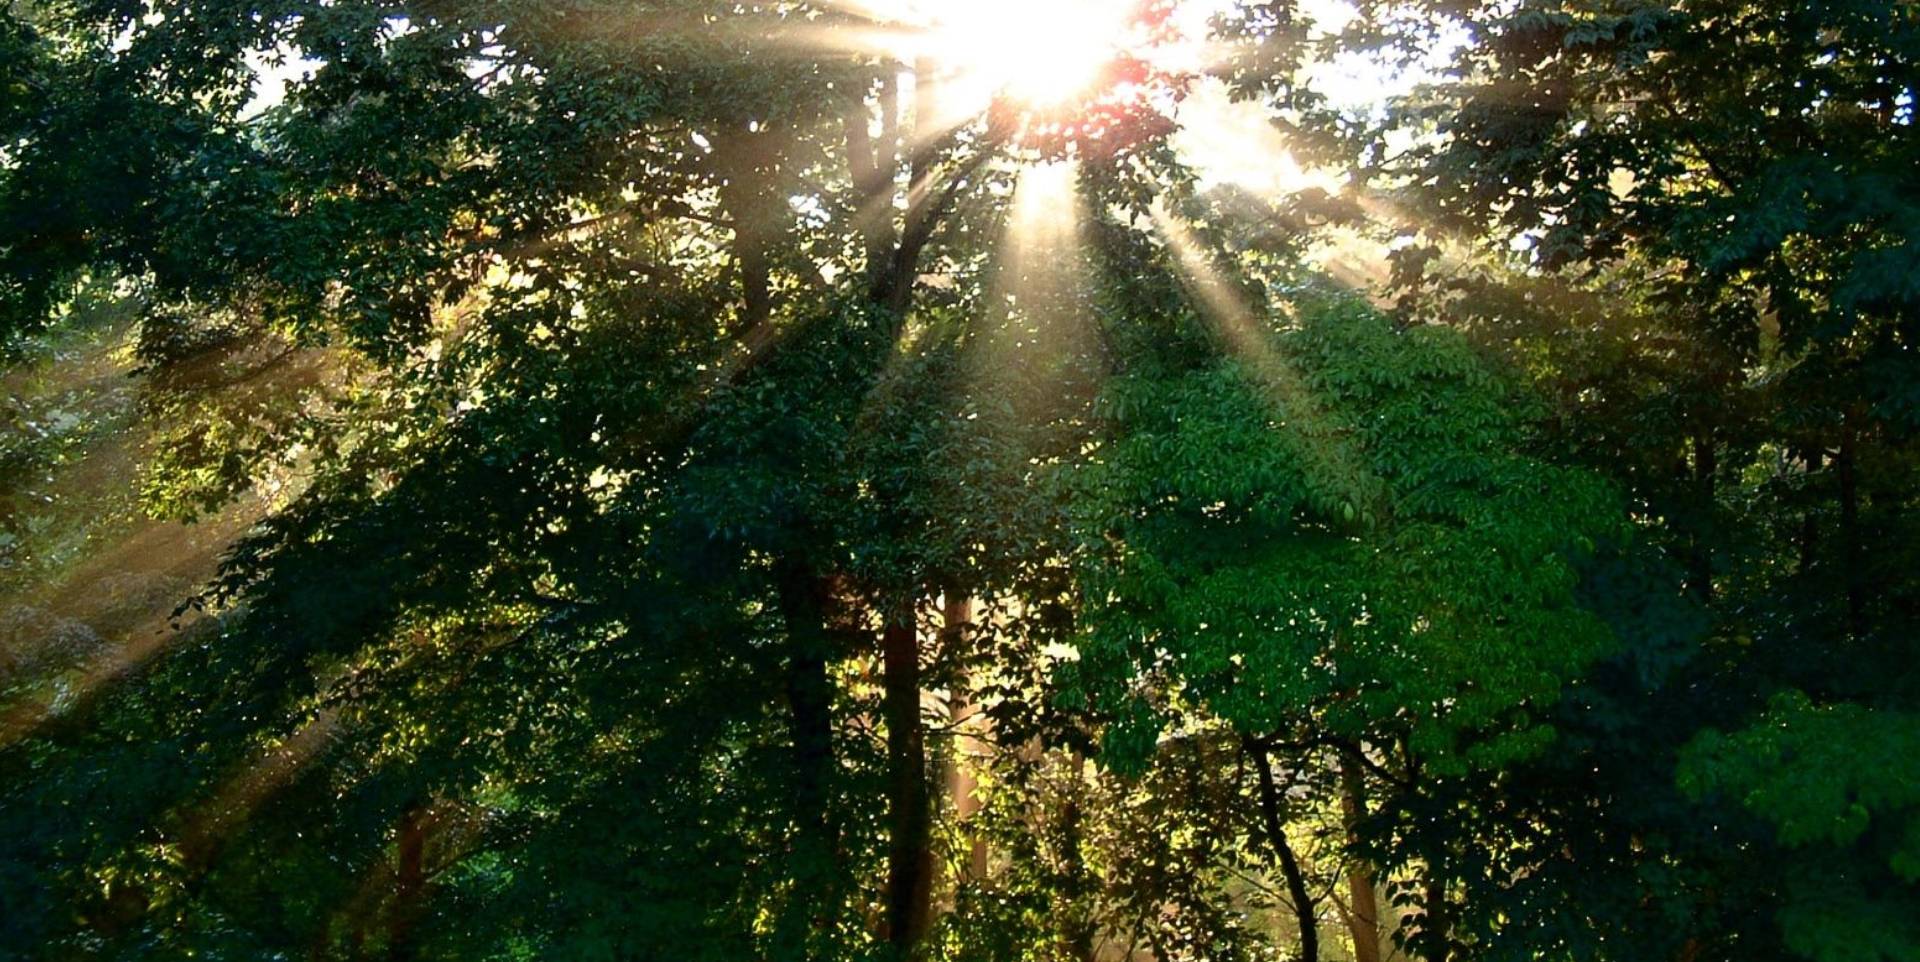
[
  {"x1": 944, "y1": 594, "x2": 989, "y2": 884},
  {"x1": 386, "y1": 804, "x2": 428, "y2": 962},
  {"x1": 847, "y1": 79, "x2": 901, "y2": 302},
  {"x1": 883, "y1": 602, "x2": 933, "y2": 957},
  {"x1": 1058, "y1": 752, "x2": 1097, "y2": 962},
  {"x1": 1419, "y1": 875, "x2": 1451, "y2": 962},
  {"x1": 735, "y1": 217, "x2": 772, "y2": 331},
  {"x1": 385, "y1": 806, "x2": 428, "y2": 956},
  {"x1": 776, "y1": 562, "x2": 840, "y2": 899},
  {"x1": 718, "y1": 167, "x2": 772, "y2": 332},
  {"x1": 1340, "y1": 757, "x2": 1383, "y2": 962},
  {"x1": 712, "y1": 125, "x2": 785, "y2": 334},
  {"x1": 1795, "y1": 446, "x2": 1824, "y2": 580},
  {"x1": 1248, "y1": 739, "x2": 1319, "y2": 962},
  {"x1": 1689, "y1": 429, "x2": 1717, "y2": 602},
  {"x1": 1838, "y1": 410, "x2": 1865, "y2": 638}
]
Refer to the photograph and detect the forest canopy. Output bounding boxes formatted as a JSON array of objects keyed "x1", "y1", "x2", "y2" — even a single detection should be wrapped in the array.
[{"x1": 0, "y1": 1, "x2": 1916, "y2": 961}]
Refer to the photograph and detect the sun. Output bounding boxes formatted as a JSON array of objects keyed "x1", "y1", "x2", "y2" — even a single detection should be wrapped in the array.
[{"x1": 916, "y1": 0, "x2": 1148, "y2": 109}]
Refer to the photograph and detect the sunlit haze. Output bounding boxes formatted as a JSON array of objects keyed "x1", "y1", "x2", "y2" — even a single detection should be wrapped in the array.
[{"x1": 920, "y1": 0, "x2": 1144, "y2": 108}]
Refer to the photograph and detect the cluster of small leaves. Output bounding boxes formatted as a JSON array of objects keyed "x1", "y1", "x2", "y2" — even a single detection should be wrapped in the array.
[{"x1": 1071, "y1": 251, "x2": 1622, "y2": 779}]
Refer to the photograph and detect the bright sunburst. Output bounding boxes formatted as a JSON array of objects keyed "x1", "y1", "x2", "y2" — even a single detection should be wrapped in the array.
[{"x1": 921, "y1": 0, "x2": 1143, "y2": 108}]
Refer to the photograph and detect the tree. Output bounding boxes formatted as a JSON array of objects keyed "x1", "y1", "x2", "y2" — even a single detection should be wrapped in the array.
[
  {"x1": 1065, "y1": 204, "x2": 1625, "y2": 961},
  {"x1": 0, "y1": 1, "x2": 1179, "y2": 958},
  {"x1": 1307, "y1": 0, "x2": 1920, "y2": 958}
]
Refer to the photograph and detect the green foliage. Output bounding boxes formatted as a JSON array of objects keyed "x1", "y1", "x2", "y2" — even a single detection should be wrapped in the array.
[
  {"x1": 1676, "y1": 693, "x2": 1920, "y2": 962},
  {"x1": 1682, "y1": 693, "x2": 1920, "y2": 853},
  {"x1": 1305, "y1": 0, "x2": 1920, "y2": 959},
  {"x1": 1073, "y1": 286, "x2": 1621, "y2": 777}
]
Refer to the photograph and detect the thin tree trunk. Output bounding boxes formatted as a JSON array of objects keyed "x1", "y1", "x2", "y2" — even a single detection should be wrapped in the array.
[
  {"x1": 386, "y1": 804, "x2": 428, "y2": 962},
  {"x1": 883, "y1": 603, "x2": 933, "y2": 956},
  {"x1": 1838, "y1": 411, "x2": 1865, "y2": 637},
  {"x1": 719, "y1": 171, "x2": 772, "y2": 331},
  {"x1": 1340, "y1": 757, "x2": 1383, "y2": 962},
  {"x1": 1058, "y1": 752, "x2": 1097, "y2": 962},
  {"x1": 939, "y1": 594, "x2": 989, "y2": 885},
  {"x1": 776, "y1": 561, "x2": 840, "y2": 887},
  {"x1": 1248, "y1": 739, "x2": 1319, "y2": 962},
  {"x1": 1689, "y1": 430, "x2": 1717, "y2": 602},
  {"x1": 848, "y1": 80, "x2": 900, "y2": 300},
  {"x1": 711, "y1": 125, "x2": 785, "y2": 334},
  {"x1": 735, "y1": 218, "x2": 772, "y2": 331},
  {"x1": 1419, "y1": 875, "x2": 1451, "y2": 962}
]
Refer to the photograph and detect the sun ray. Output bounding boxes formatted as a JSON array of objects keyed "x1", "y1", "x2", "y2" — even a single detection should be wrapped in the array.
[
  {"x1": 1148, "y1": 202, "x2": 1287, "y2": 365},
  {"x1": 958, "y1": 160, "x2": 1099, "y2": 411},
  {"x1": 1146, "y1": 203, "x2": 1372, "y2": 492},
  {"x1": 169, "y1": 708, "x2": 345, "y2": 871},
  {"x1": 1174, "y1": 82, "x2": 1344, "y2": 200},
  {"x1": 994, "y1": 160, "x2": 1091, "y2": 364},
  {"x1": 0, "y1": 492, "x2": 279, "y2": 749},
  {"x1": 1007, "y1": 160, "x2": 1084, "y2": 256}
]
